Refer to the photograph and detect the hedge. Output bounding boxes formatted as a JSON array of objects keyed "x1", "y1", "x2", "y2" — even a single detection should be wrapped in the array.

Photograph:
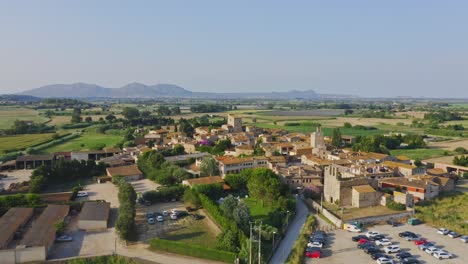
[
  {"x1": 285, "y1": 215, "x2": 316, "y2": 264},
  {"x1": 150, "y1": 238, "x2": 237, "y2": 263},
  {"x1": 26, "y1": 133, "x2": 80, "y2": 153}
]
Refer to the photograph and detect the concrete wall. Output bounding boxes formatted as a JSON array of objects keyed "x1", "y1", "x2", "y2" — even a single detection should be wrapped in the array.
[
  {"x1": 347, "y1": 211, "x2": 413, "y2": 225},
  {"x1": 305, "y1": 198, "x2": 343, "y2": 227},
  {"x1": 0, "y1": 247, "x2": 46, "y2": 264},
  {"x1": 78, "y1": 220, "x2": 107, "y2": 231}
]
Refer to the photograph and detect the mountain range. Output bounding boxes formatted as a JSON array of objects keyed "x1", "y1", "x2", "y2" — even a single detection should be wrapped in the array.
[{"x1": 16, "y1": 82, "x2": 333, "y2": 99}]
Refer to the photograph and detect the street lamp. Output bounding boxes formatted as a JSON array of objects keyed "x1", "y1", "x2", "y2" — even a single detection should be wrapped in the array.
[
  {"x1": 286, "y1": 210, "x2": 290, "y2": 228},
  {"x1": 272, "y1": 231, "x2": 277, "y2": 250}
]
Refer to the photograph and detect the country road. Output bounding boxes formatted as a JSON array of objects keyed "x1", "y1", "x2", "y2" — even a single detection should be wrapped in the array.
[{"x1": 269, "y1": 196, "x2": 309, "y2": 264}]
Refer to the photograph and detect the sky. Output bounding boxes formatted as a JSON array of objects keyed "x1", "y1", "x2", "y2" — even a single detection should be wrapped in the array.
[{"x1": 0, "y1": 0, "x2": 467, "y2": 98}]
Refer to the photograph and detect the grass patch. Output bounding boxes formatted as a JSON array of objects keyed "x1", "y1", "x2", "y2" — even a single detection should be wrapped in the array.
[
  {"x1": 0, "y1": 133, "x2": 59, "y2": 153},
  {"x1": 389, "y1": 148, "x2": 450, "y2": 160},
  {"x1": 40, "y1": 132, "x2": 123, "y2": 152},
  {"x1": 243, "y1": 197, "x2": 276, "y2": 226},
  {"x1": 66, "y1": 255, "x2": 141, "y2": 264},
  {"x1": 416, "y1": 192, "x2": 468, "y2": 235},
  {"x1": 159, "y1": 216, "x2": 220, "y2": 249},
  {"x1": 0, "y1": 106, "x2": 49, "y2": 129}
]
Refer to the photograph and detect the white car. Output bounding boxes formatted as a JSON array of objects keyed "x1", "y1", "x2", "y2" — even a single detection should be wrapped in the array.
[
  {"x1": 76, "y1": 191, "x2": 88, "y2": 197},
  {"x1": 307, "y1": 241, "x2": 323, "y2": 248},
  {"x1": 156, "y1": 215, "x2": 164, "y2": 222},
  {"x1": 460, "y1": 235, "x2": 468, "y2": 243},
  {"x1": 170, "y1": 213, "x2": 178, "y2": 220},
  {"x1": 163, "y1": 210, "x2": 169, "y2": 217},
  {"x1": 376, "y1": 239, "x2": 392, "y2": 246},
  {"x1": 447, "y1": 231, "x2": 460, "y2": 238},
  {"x1": 366, "y1": 231, "x2": 381, "y2": 238},
  {"x1": 171, "y1": 208, "x2": 179, "y2": 214},
  {"x1": 437, "y1": 228, "x2": 449, "y2": 235},
  {"x1": 376, "y1": 257, "x2": 395, "y2": 264},
  {"x1": 424, "y1": 246, "x2": 440, "y2": 255},
  {"x1": 383, "y1": 245, "x2": 401, "y2": 254},
  {"x1": 432, "y1": 251, "x2": 453, "y2": 259}
]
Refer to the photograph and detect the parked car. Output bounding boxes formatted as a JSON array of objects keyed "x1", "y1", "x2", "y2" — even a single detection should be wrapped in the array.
[
  {"x1": 460, "y1": 235, "x2": 468, "y2": 243},
  {"x1": 407, "y1": 218, "x2": 422, "y2": 225},
  {"x1": 413, "y1": 238, "x2": 427, "y2": 245},
  {"x1": 76, "y1": 191, "x2": 88, "y2": 197},
  {"x1": 369, "y1": 234, "x2": 386, "y2": 241},
  {"x1": 371, "y1": 253, "x2": 391, "y2": 260},
  {"x1": 387, "y1": 220, "x2": 401, "y2": 227},
  {"x1": 448, "y1": 231, "x2": 460, "y2": 238},
  {"x1": 404, "y1": 234, "x2": 420, "y2": 241},
  {"x1": 376, "y1": 257, "x2": 395, "y2": 264},
  {"x1": 163, "y1": 210, "x2": 169, "y2": 217},
  {"x1": 432, "y1": 251, "x2": 453, "y2": 260},
  {"x1": 358, "y1": 238, "x2": 370, "y2": 244},
  {"x1": 396, "y1": 251, "x2": 412, "y2": 259},
  {"x1": 307, "y1": 241, "x2": 323, "y2": 248},
  {"x1": 437, "y1": 228, "x2": 450, "y2": 235},
  {"x1": 146, "y1": 212, "x2": 153, "y2": 218},
  {"x1": 148, "y1": 218, "x2": 155, "y2": 224},
  {"x1": 366, "y1": 231, "x2": 381, "y2": 238},
  {"x1": 376, "y1": 239, "x2": 392, "y2": 246},
  {"x1": 424, "y1": 246, "x2": 440, "y2": 255},
  {"x1": 383, "y1": 245, "x2": 401, "y2": 254},
  {"x1": 170, "y1": 213, "x2": 178, "y2": 220},
  {"x1": 352, "y1": 235, "x2": 368, "y2": 242},
  {"x1": 305, "y1": 247, "x2": 321, "y2": 258},
  {"x1": 399, "y1": 231, "x2": 416, "y2": 237},
  {"x1": 365, "y1": 246, "x2": 381, "y2": 255},
  {"x1": 418, "y1": 242, "x2": 435, "y2": 251},
  {"x1": 401, "y1": 257, "x2": 420, "y2": 264},
  {"x1": 156, "y1": 215, "x2": 164, "y2": 222},
  {"x1": 358, "y1": 242, "x2": 375, "y2": 249},
  {"x1": 56, "y1": 235, "x2": 73, "y2": 242}
]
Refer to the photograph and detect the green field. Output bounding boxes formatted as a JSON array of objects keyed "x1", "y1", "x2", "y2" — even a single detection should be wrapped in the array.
[
  {"x1": 0, "y1": 106, "x2": 49, "y2": 129},
  {"x1": 389, "y1": 148, "x2": 449, "y2": 160},
  {"x1": 0, "y1": 133, "x2": 58, "y2": 153},
  {"x1": 243, "y1": 197, "x2": 276, "y2": 225},
  {"x1": 40, "y1": 132, "x2": 123, "y2": 152},
  {"x1": 159, "y1": 215, "x2": 219, "y2": 249},
  {"x1": 255, "y1": 122, "x2": 385, "y2": 136},
  {"x1": 416, "y1": 192, "x2": 468, "y2": 234}
]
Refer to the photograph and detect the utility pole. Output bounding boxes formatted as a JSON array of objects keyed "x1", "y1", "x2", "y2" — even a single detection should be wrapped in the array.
[
  {"x1": 249, "y1": 222, "x2": 253, "y2": 264},
  {"x1": 272, "y1": 231, "x2": 276, "y2": 250},
  {"x1": 258, "y1": 221, "x2": 262, "y2": 264}
]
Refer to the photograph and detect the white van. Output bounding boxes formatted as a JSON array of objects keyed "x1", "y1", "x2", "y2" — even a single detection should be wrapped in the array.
[{"x1": 344, "y1": 224, "x2": 362, "y2": 232}]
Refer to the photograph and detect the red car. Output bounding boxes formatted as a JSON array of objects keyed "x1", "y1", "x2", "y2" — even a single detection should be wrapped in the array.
[
  {"x1": 358, "y1": 238, "x2": 369, "y2": 244},
  {"x1": 305, "y1": 249, "x2": 321, "y2": 258},
  {"x1": 414, "y1": 238, "x2": 427, "y2": 245}
]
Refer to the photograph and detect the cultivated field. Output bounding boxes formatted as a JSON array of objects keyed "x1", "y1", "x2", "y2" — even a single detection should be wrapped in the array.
[
  {"x1": 0, "y1": 106, "x2": 49, "y2": 129},
  {"x1": 389, "y1": 148, "x2": 449, "y2": 160},
  {"x1": 0, "y1": 133, "x2": 58, "y2": 153},
  {"x1": 39, "y1": 132, "x2": 123, "y2": 152}
]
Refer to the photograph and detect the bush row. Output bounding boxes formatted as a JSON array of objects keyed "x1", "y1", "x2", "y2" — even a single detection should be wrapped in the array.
[
  {"x1": 115, "y1": 182, "x2": 137, "y2": 241},
  {"x1": 285, "y1": 215, "x2": 316, "y2": 264},
  {"x1": 142, "y1": 185, "x2": 186, "y2": 203},
  {"x1": 26, "y1": 133, "x2": 79, "y2": 154},
  {"x1": 150, "y1": 238, "x2": 237, "y2": 263}
]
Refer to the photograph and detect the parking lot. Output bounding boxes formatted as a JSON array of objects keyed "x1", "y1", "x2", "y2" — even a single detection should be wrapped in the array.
[{"x1": 306, "y1": 223, "x2": 467, "y2": 264}]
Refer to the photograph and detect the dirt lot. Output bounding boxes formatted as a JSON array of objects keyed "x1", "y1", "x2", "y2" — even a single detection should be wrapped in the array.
[
  {"x1": 0, "y1": 169, "x2": 32, "y2": 190},
  {"x1": 307, "y1": 223, "x2": 467, "y2": 264},
  {"x1": 427, "y1": 139, "x2": 468, "y2": 151}
]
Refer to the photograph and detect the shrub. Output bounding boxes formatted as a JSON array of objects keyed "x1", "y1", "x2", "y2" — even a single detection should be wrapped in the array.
[
  {"x1": 150, "y1": 238, "x2": 236, "y2": 263},
  {"x1": 286, "y1": 215, "x2": 315, "y2": 264},
  {"x1": 116, "y1": 182, "x2": 137, "y2": 241},
  {"x1": 142, "y1": 185, "x2": 186, "y2": 203},
  {"x1": 387, "y1": 200, "x2": 406, "y2": 211}
]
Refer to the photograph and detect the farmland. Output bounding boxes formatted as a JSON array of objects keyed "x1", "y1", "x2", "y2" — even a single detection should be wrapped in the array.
[
  {"x1": 389, "y1": 148, "x2": 450, "y2": 160},
  {"x1": 0, "y1": 106, "x2": 49, "y2": 129},
  {"x1": 0, "y1": 133, "x2": 59, "y2": 154},
  {"x1": 39, "y1": 132, "x2": 123, "y2": 152}
]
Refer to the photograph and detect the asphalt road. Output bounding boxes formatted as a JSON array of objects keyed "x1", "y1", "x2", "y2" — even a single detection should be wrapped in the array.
[{"x1": 269, "y1": 196, "x2": 309, "y2": 264}]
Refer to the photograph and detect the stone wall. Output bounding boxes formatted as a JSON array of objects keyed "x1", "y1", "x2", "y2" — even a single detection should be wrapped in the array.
[
  {"x1": 305, "y1": 198, "x2": 343, "y2": 227},
  {"x1": 347, "y1": 211, "x2": 413, "y2": 225}
]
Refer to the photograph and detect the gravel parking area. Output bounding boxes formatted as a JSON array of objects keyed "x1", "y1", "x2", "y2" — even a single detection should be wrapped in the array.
[
  {"x1": 306, "y1": 223, "x2": 467, "y2": 264},
  {"x1": 0, "y1": 169, "x2": 32, "y2": 190},
  {"x1": 131, "y1": 178, "x2": 160, "y2": 195}
]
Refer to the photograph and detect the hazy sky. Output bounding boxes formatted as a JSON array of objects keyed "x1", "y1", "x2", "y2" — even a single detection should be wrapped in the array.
[{"x1": 0, "y1": 0, "x2": 467, "y2": 97}]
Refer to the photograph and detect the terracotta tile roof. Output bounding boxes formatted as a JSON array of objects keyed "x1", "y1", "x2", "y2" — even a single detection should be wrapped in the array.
[
  {"x1": 216, "y1": 156, "x2": 267, "y2": 165},
  {"x1": 396, "y1": 155, "x2": 411, "y2": 161},
  {"x1": 236, "y1": 145, "x2": 253, "y2": 150},
  {"x1": 106, "y1": 164, "x2": 142, "y2": 177},
  {"x1": 380, "y1": 177, "x2": 436, "y2": 189},
  {"x1": 302, "y1": 154, "x2": 331, "y2": 166},
  {"x1": 268, "y1": 156, "x2": 287, "y2": 163},
  {"x1": 382, "y1": 161, "x2": 416, "y2": 170},
  {"x1": 353, "y1": 184, "x2": 376, "y2": 193},
  {"x1": 0, "y1": 208, "x2": 34, "y2": 249}
]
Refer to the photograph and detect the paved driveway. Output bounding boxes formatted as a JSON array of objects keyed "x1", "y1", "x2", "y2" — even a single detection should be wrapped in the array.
[{"x1": 270, "y1": 197, "x2": 309, "y2": 264}]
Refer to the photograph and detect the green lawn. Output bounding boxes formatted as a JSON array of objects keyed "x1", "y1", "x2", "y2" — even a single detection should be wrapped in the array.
[
  {"x1": 255, "y1": 122, "x2": 385, "y2": 136},
  {"x1": 389, "y1": 148, "x2": 449, "y2": 160},
  {"x1": 0, "y1": 133, "x2": 58, "y2": 153},
  {"x1": 416, "y1": 192, "x2": 468, "y2": 234},
  {"x1": 40, "y1": 132, "x2": 123, "y2": 152},
  {"x1": 159, "y1": 215, "x2": 219, "y2": 249},
  {"x1": 0, "y1": 106, "x2": 49, "y2": 129},
  {"x1": 243, "y1": 197, "x2": 276, "y2": 225}
]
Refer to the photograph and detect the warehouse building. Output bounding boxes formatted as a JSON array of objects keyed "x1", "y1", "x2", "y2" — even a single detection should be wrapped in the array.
[
  {"x1": 78, "y1": 201, "x2": 110, "y2": 231},
  {"x1": 0, "y1": 208, "x2": 34, "y2": 249}
]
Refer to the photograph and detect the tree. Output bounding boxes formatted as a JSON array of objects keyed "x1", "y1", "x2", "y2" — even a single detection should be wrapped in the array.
[
  {"x1": 343, "y1": 122, "x2": 352, "y2": 128},
  {"x1": 156, "y1": 106, "x2": 171, "y2": 116},
  {"x1": 171, "y1": 106, "x2": 181, "y2": 115},
  {"x1": 200, "y1": 156, "x2": 219, "y2": 176},
  {"x1": 172, "y1": 144, "x2": 185, "y2": 156},
  {"x1": 122, "y1": 107, "x2": 140, "y2": 120},
  {"x1": 178, "y1": 118, "x2": 194, "y2": 137},
  {"x1": 331, "y1": 128, "x2": 342, "y2": 147},
  {"x1": 54, "y1": 220, "x2": 66, "y2": 235},
  {"x1": 85, "y1": 116, "x2": 92, "y2": 123},
  {"x1": 183, "y1": 188, "x2": 201, "y2": 208},
  {"x1": 105, "y1": 114, "x2": 116, "y2": 122},
  {"x1": 70, "y1": 113, "x2": 82, "y2": 123},
  {"x1": 247, "y1": 168, "x2": 281, "y2": 206}
]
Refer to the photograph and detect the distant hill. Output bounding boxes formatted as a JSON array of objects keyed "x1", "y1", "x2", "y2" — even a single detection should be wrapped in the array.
[
  {"x1": 17, "y1": 82, "x2": 323, "y2": 99},
  {"x1": 0, "y1": 94, "x2": 41, "y2": 102}
]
